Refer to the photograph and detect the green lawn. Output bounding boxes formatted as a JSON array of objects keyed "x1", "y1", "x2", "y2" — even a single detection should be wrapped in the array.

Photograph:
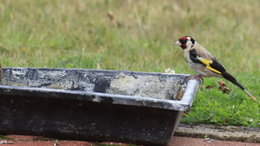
[{"x1": 0, "y1": 0, "x2": 259, "y2": 127}]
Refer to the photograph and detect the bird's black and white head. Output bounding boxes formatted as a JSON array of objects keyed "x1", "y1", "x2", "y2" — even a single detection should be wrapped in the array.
[{"x1": 175, "y1": 36, "x2": 195, "y2": 49}]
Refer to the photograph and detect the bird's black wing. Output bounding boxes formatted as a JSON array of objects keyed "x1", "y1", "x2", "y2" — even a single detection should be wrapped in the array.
[
  {"x1": 189, "y1": 49, "x2": 226, "y2": 74},
  {"x1": 189, "y1": 49, "x2": 204, "y2": 65},
  {"x1": 210, "y1": 58, "x2": 226, "y2": 73}
]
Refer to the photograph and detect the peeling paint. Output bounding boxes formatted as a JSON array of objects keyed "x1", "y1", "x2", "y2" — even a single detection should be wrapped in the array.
[
  {"x1": 1, "y1": 68, "x2": 186, "y2": 100},
  {"x1": 107, "y1": 73, "x2": 184, "y2": 100}
]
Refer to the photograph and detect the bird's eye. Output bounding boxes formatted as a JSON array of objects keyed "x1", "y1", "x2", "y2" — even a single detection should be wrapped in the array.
[{"x1": 179, "y1": 39, "x2": 187, "y2": 44}]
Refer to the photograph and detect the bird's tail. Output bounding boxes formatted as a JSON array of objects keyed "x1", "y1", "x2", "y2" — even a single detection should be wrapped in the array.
[{"x1": 221, "y1": 72, "x2": 257, "y2": 101}]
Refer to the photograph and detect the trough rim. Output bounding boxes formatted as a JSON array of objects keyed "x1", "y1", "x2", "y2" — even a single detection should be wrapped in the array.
[{"x1": 0, "y1": 67, "x2": 200, "y2": 111}]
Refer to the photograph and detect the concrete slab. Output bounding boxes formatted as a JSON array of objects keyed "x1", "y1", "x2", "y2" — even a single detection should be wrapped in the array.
[
  {"x1": 175, "y1": 124, "x2": 260, "y2": 143},
  {"x1": 1, "y1": 124, "x2": 259, "y2": 146}
]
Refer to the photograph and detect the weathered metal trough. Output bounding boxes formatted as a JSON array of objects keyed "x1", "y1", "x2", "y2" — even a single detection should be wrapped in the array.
[{"x1": 0, "y1": 67, "x2": 200, "y2": 145}]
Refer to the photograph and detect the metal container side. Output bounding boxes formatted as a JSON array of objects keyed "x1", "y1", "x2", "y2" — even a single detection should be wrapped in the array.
[{"x1": 0, "y1": 67, "x2": 200, "y2": 145}]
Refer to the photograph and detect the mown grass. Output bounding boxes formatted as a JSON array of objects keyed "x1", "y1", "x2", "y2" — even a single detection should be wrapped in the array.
[{"x1": 0, "y1": 0, "x2": 259, "y2": 127}]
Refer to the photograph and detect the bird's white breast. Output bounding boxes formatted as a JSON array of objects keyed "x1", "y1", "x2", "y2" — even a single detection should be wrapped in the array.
[{"x1": 183, "y1": 49, "x2": 192, "y2": 63}]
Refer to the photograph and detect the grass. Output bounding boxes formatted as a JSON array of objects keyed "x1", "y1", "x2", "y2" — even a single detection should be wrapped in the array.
[
  {"x1": 0, "y1": 0, "x2": 259, "y2": 127},
  {"x1": 0, "y1": 134, "x2": 14, "y2": 140}
]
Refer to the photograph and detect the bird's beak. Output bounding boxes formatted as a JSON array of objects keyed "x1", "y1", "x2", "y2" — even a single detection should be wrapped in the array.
[{"x1": 175, "y1": 41, "x2": 181, "y2": 46}]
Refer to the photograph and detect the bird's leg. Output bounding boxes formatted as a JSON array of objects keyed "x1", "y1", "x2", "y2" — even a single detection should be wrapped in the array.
[
  {"x1": 197, "y1": 74, "x2": 204, "y2": 83},
  {"x1": 184, "y1": 74, "x2": 204, "y2": 84}
]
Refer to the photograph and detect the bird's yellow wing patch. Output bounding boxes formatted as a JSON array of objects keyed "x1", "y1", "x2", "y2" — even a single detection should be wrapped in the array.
[
  {"x1": 197, "y1": 57, "x2": 211, "y2": 65},
  {"x1": 205, "y1": 66, "x2": 221, "y2": 74},
  {"x1": 197, "y1": 57, "x2": 221, "y2": 74}
]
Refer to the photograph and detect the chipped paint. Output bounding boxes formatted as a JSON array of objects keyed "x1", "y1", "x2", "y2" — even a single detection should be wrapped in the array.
[
  {"x1": 1, "y1": 68, "x2": 186, "y2": 100},
  {"x1": 107, "y1": 73, "x2": 184, "y2": 100},
  {"x1": 0, "y1": 67, "x2": 200, "y2": 110}
]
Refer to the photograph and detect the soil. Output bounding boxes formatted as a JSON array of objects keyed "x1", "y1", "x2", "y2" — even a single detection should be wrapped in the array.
[{"x1": 0, "y1": 135, "x2": 259, "y2": 146}]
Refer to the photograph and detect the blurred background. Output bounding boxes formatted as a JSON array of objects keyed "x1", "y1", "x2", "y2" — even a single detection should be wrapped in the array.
[{"x1": 0, "y1": 0, "x2": 259, "y2": 126}]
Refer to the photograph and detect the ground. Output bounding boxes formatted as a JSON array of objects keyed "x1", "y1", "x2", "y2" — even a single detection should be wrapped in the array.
[
  {"x1": 0, "y1": 0, "x2": 259, "y2": 127},
  {"x1": 0, "y1": 135, "x2": 259, "y2": 146}
]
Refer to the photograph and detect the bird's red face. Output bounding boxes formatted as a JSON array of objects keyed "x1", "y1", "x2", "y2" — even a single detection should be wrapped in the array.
[
  {"x1": 175, "y1": 36, "x2": 195, "y2": 49},
  {"x1": 176, "y1": 37, "x2": 188, "y2": 49}
]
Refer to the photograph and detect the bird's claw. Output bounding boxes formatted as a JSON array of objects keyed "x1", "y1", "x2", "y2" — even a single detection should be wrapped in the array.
[{"x1": 184, "y1": 75, "x2": 204, "y2": 84}]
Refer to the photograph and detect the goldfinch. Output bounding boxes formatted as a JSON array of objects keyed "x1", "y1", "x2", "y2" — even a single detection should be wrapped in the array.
[{"x1": 175, "y1": 36, "x2": 256, "y2": 101}]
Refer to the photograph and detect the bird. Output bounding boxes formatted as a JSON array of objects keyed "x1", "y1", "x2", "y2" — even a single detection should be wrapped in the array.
[{"x1": 175, "y1": 36, "x2": 256, "y2": 101}]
